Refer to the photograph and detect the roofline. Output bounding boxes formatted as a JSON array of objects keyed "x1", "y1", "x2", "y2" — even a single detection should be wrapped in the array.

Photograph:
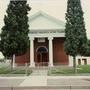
[{"x1": 29, "y1": 11, "x2": 65, "y2": 27}]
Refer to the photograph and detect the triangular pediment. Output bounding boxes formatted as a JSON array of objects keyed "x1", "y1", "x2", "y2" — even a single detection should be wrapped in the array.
[{"x1": 29, "y1": 11, "x2": 65, "y2": 31}]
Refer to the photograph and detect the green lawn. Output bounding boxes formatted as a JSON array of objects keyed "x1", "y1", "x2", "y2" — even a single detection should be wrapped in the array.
[
  {"x1": 0, "y1": 66, "x2": 32, "y2": 76},
  {"x1": 0, "y1": 67, "x2": 11, "y2": 74},
  {"x1": 48, "y1": 65, "x2": 90, "y2": 76},
  {"x1": 77, "y1": 65, "x2": 90, "y2": 73}
]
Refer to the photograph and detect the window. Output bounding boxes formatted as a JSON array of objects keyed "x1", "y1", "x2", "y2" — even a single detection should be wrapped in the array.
[
  {"x1": 78, "y1": 59, "x2": 81, "y2": 65},
  {"x1": 82, "y1": 59, "x2": 87, "y2": 65}
]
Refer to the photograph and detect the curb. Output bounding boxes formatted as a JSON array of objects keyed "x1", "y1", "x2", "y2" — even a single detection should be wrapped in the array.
[{"x1": 0, "y1": 86, "x2": 90, "y2": 89}]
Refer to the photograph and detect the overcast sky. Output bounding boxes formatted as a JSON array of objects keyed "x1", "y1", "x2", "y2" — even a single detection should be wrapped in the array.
[{"x1": 0, "y1": 0, "x2": 90, "y2": 39}]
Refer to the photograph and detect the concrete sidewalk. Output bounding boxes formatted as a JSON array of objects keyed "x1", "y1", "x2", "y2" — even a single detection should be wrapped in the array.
[
  {"x1": 19, "y1": 76, "x2": 90, "y2": 87},
  {"x1": 0, "y1": 76, "x2": 90, "y2": 90},
  {"x1": 47, "y1": 76, "x2": 90, "y2": 86},
  {"x1": 20, "y1": 76, "x2": 47, "y2": 86}
]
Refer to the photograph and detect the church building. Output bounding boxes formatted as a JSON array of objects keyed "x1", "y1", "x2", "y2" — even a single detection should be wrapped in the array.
[{"x1": 15, "y1": 11, "x2": 69, "y2": 67}]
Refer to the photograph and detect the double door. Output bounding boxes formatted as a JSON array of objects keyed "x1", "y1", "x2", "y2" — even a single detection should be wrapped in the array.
[{"x1": 37, "y1": 53, "x2": 48, "y2": 66}]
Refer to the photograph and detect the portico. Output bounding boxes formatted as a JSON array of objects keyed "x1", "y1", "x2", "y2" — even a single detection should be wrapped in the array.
[
  {"x1": 29, "y1": 37, "x2": 54, "y2": 67},
  {"x1": 29, "y1": 29, "x2": 65, "y2": 67}
]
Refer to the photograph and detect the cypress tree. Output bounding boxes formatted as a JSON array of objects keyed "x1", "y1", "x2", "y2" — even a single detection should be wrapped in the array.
[
  {"x1": 64, "y1": 0, "x2": 87, "y2": 73},
  {"x1": 84, "y1": 40, "x2": 90, "y2": 56},
  {"x1": 0, "y1": 0, "x2": 31, "y2": 68}
]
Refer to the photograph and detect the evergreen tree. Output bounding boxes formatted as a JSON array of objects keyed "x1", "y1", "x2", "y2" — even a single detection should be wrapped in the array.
[
  {"x1": 64, "y1": 0, "x2": 87, "y2": 73},
  {"x1": 0, "y1": 0, "x2": 31, "y2": 68},
  {"x1": 84, "y1": 40, "x2": 90, "y2": 56}
]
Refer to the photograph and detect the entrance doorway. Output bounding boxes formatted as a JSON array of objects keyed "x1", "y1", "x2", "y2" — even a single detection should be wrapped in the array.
[{"x1": 37, "y1": 46, "x2": 48, "y2": 66}]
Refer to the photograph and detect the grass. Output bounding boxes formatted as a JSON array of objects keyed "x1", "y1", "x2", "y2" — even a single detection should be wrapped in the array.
[
  {"x1": 48, "y1": 68, "x2": 74, "y2": 76},
  {"x1": 48, "y1": 65, "x2": 90, "y2": 76},
  {"x1": 0, "y1": 66, "x2": 32, "y2": 76},
  {"x1": 77, "y1": 65, "x2": 90, "y2": 73},
  {"x1": 0, "y1": 67, "x2": 11, "y2": 74}
]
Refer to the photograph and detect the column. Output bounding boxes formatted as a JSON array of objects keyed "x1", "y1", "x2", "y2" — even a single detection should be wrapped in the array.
[
  {"x1": 48, "y1": 37, "x2": 54, "y2": 67},
  {"x1": 30, "y1": 37, "x2": 35, "y2": 67}
]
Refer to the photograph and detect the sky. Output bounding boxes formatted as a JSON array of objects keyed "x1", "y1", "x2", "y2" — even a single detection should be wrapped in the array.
[{"x1": 0, "y1": 0, "x2": 90, "y2": 39}]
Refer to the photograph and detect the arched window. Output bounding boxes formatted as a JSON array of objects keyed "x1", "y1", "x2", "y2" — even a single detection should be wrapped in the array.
[{"x1": 37, "y1": 46, "x2": 48, "y2": 53}]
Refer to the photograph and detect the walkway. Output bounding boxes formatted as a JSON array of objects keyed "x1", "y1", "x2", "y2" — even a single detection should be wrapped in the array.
[
  {"x1": 30, "y1": 68, "x2": 48, "y2": 76},
  {"x1": 19, "y1": 69, "x2": 48, "y2": 86}
]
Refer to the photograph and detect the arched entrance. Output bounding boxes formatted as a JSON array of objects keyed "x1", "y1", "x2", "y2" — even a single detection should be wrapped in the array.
[{"x1": 36, "y1": 46, "x2": 48, "y2": 66}]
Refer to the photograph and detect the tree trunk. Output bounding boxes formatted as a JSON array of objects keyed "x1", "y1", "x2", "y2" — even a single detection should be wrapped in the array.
[
  {"x1": 10, "y1": 56, "x2": 13, "y2": 71},
  {"x1": 12, "y1": 54, "x2": 15, "y2": 69},
  {"x1": 10, "y1": 54, "x2": 15, "y2": 71},
  {"x1": 73, "y1": 56, "x2": 77, "y2": 73}
]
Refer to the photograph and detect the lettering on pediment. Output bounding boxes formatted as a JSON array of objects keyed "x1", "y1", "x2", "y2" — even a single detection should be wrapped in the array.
[
  {"x1": 38, "y1": 38, "x2": 45, "y2": 43},
  {"x1": 30, "y1": 30, "x2": 64, "y2": 34}
]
